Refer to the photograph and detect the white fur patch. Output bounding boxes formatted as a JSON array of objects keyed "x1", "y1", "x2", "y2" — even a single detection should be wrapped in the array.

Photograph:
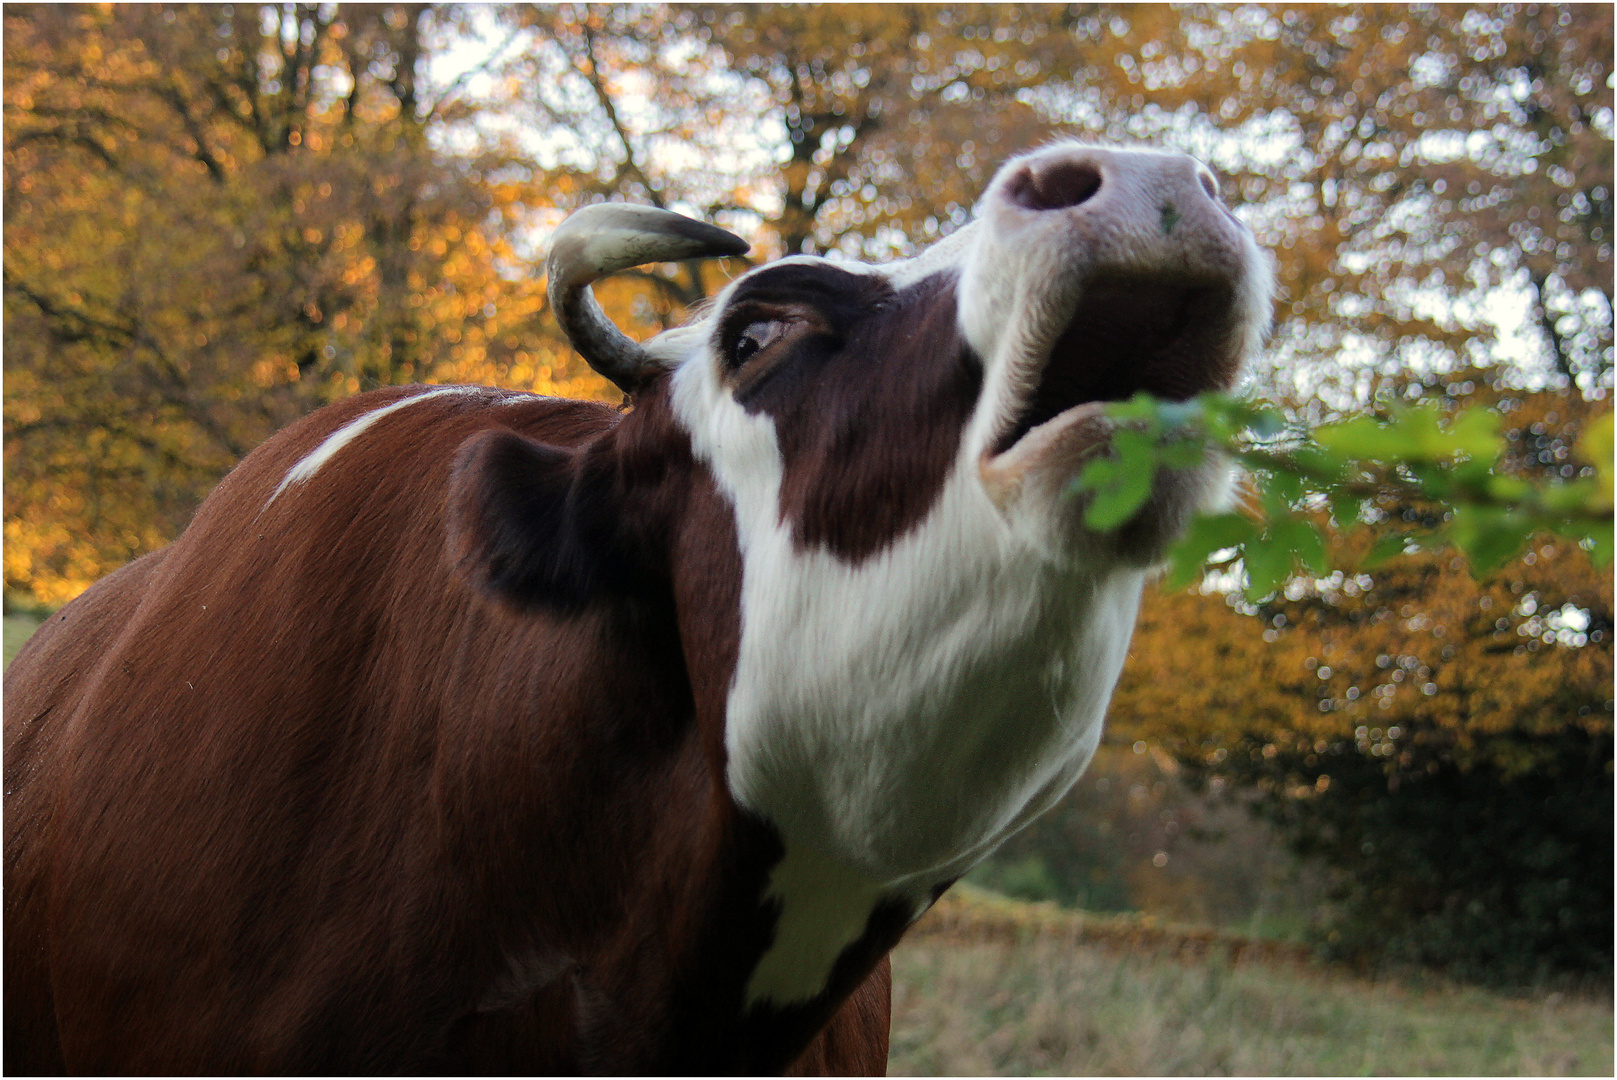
[
  {"x1": 674, "y1": 350, "x2": 1140, "y2": 1004},
  {"x1": 744, "y1": 845, "x2": 890, "y2": 1008},
  {"x1": 268, "y1": 385, "x2": 477, "y2": 503},
  {"x1": 670, "y1": 326, "x2": 1140, "y2": 842}
]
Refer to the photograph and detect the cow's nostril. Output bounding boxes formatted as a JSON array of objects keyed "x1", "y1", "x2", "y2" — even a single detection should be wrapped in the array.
[{"x1": 1008, "y1": 159, "x2": 1103, "y2": 212}]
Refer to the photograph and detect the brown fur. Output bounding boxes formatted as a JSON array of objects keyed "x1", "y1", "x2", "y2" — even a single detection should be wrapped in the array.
[{"x1": 4, "y1": 384, "x2": 892, "y2": 1074}]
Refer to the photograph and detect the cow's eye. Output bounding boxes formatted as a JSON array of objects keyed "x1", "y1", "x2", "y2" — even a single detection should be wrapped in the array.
[{"x1": 731, "y1": 319, "x2": 790, "y2": 366}]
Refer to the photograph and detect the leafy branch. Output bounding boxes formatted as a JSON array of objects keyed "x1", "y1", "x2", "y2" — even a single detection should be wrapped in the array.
[{"x1": 1070, "y1": 393, "x2": 1615, "y2": 600}]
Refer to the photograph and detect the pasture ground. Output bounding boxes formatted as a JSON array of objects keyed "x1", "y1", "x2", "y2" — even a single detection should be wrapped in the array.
[
  {"x1": 5, "y1": 614, "x2": 1609, "y2": 1075},
  {"x1": 889, "y1": 886, "x2": 1614, "y2": 1076},
  {"x1": 4, "y1": 612, "x2": 43, "y2": 666}
]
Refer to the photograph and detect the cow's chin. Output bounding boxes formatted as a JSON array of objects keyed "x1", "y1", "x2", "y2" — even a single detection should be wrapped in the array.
[
  {"x1": 979, "y1": 278, "x2": 1242, "y2": 565},
  {"x1": 979, "y1": 408, "x2": 1227, "y2": 568}
]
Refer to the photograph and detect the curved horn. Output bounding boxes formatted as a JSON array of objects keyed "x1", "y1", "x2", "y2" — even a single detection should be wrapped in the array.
[{"x1": 546, "y1": 204, "x2": 750, "y2": 395}]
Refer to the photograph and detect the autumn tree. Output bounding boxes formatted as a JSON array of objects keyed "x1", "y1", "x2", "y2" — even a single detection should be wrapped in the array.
[
  {"x1": 478, "y1": 3, "x2": 1146, "y2": 319},
  {"x1": 13, "y1": 4, "x2": 1609, "y2": 604},
  {"x1": 4, "y1": 4, "x2": 583, "y2": 604},
  {"x1": 471, "y1": 3, "x2": 1611, "y2": 401},
  {"x1": 1427, "y1": 5, "x2": 1613, "y2": 388}
]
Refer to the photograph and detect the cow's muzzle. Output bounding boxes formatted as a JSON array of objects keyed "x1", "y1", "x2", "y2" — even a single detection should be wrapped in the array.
[{"x1": 973, "y1": 142, "x2": 1272, "y2": 521}]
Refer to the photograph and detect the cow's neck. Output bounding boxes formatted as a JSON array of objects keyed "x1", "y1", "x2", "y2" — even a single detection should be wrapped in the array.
[{"x1": 675, "y1": 378, "x2": 1146, "y2": 1009}]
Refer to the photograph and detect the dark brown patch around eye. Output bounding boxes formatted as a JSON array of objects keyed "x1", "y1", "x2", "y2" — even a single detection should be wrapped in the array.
[
  {"x1": 719, "y1": 305, "x2": 828, "y2": 393},
  {"x1": 724, "y1": 269, "x2": 983, "y2": 565},
  {"x1": 719, "y1": 265, "x2": 891, "y2": 406}
]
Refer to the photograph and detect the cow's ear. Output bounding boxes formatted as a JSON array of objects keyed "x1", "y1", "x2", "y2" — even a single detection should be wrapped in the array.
[{"x1": 446, "y1": 429, "x2": 643, "y2": 610}]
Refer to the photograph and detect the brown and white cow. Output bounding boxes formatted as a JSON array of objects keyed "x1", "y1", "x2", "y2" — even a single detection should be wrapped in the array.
[{"x1": 4, "y1": 142, "x2": 1272, "y2": 1074}]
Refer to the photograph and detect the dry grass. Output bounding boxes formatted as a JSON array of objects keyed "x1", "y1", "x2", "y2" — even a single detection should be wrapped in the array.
[{"x1": 888, "y1": 886, "x2": 1613, "y2": 1076}]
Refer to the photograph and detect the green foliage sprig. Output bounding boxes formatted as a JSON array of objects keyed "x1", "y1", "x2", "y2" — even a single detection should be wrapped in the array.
[{"x1": 1071, "y1": 393, "x2": 1615, "y2": 599}]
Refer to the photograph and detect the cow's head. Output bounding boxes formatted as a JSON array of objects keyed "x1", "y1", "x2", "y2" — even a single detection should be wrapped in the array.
[
  {"x1": 540, "y1": 141, "x2": 1269, "y2": 572},
  {"x1": 451, "y1": 140, "x2": 1273, "y2": 900}
]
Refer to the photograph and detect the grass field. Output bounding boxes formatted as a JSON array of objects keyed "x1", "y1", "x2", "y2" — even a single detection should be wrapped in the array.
[{"x1": 889, "y1": 887, "x2": 1614, "y2": 1076}]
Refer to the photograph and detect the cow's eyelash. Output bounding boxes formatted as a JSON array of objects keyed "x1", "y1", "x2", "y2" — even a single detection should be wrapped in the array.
[
  {"x1": 731, "y1": 320, "x2": 792, "y2": 365},
  {"x1": 720, "y1": 306, "x2": 817, "y2": 365}
]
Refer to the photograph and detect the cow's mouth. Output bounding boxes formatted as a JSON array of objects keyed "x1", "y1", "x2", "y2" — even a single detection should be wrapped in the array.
[{"x1": 990, "y1": 279, "x2": 1240, "y2": 457}]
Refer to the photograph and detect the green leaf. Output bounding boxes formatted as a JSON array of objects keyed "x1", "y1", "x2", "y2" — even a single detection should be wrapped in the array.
[
  {"x1": 1447, "y1": 458, "x2": 1498, "y2": 497},
  {"x1": 1580, "y1": 411, "x2": 1614, "y2": 510},
  {"x1": 1314, "y1": 414, "x2": 1390, "y2": 460},
  {"x1": 1329, "y1": 491, "x2": 1362, "y2": 529},
  {"x1": 1072, "y1": 456, "x2": 1119, "y2": 493},
  {"x1": 1315, "y1": 402, "x2": 1500, "y2": 466},
  {"x1": 1290, "y1": 442, "x2": 1349, "y2": 484},
  {"x1": 1396, "y1": 401, "x2": 1451, "y2": 459},
  {"x1": 1111, "y1": 426, "x2": 1158, "y2": 464},
  {"x1": 1080, "y1": 435, "x2": 1158, "y2": 531},
  {"x1": 1583, "y1": 411, "x2": 1614, "y2": 466},
  {"x1": 1242, "y1": 536, "x2": 1293, "y2": 601},
  {"x1": 1105, "y1": 392, "x2": 1162, "y2": 427},
  {"x1": 1196, "y1": 396, "x2": 1242, "y2": 443},
  {"x1": 1445, "y1": 406, "x2": 1503, "y2": 459},
  {"x1": 1270, "y1": 517, "x2": 1331, "y2": 577},
  {"x1": 1259, "y1": 468, "x2": 1305, "y2": 516},
  {"x1": 1157, "y1": 436, "x2": 1208, "y2": 469},
  {"x1": 1084, "y1": 468, "x2": 1154, "y2": 529},
  {"x1": 1197, "y1": 393, "x2": 1282, "y2": 443},
  {"x1": 1164, "y1": 512, "x2": 1258, "y2": 589},
  {"x1": 1537, "y1": 478, "x2": 1603, "y2": 514},
  {"x1": 1447, "y1": 505, "x2": 1536, "y2": 573},
  {"x1": 1484, "y1": 472, "x2": 1533, "y2": 503},
  {"x1": 1361, "y1": 531, "x2": 1413, "y2": 569},
  {"x1": 1405, "y1": 461, "x2": 1455, "y2": 499}
]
